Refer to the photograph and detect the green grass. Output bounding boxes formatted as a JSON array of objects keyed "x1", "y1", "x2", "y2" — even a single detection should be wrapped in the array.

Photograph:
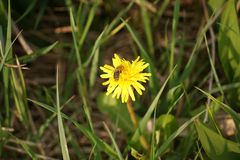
[
  {"x1": 56, "y1": 65, "x2": 70, "y2": 160},
  {"x1": 1, "y1": 0, "x2": 240, "y2": 159}
]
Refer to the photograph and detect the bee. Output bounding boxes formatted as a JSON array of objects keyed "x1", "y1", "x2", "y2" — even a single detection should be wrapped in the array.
[{"x1": 113, "y1": 65, "x2": 124, "y2": 81}]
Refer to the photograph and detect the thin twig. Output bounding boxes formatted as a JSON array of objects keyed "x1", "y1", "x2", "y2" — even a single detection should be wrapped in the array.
[
  {"x1": 126, "y1": 0, "x2": 156, "y2": 13},
  {"x1": 237, "y1": 0, "x2": 240, "y2": 11},
  {"x1": 4, "y1": 145, "x2": 58, "y2": 160},
  {"x1": 4, "y1": 62, "x2": 28, "y2": 69},
  {"x1": 4, "y1": 10, "x2": 33, "y2": 55},
  {"x1": 12, "y1": 23, "x2": 33, "y2": 55},
  {"x1": 1, "y1": 127, "x2": 14, "y2": 132},
  {"x1": 54, "y1": 26, "x2": 77, "y2": 34}
]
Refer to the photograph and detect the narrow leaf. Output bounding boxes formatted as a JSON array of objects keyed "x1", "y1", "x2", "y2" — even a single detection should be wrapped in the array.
[{"x1": 56, "y1": 65, "x2": 70, "y2": 160}]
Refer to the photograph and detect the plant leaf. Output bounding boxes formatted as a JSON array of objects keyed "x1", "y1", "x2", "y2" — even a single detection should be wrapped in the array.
[
  {"x1": 195, "y1": 120, "x2": 240, "y2": 160},
  {"x1": 217, "y1": 0, "x2": 240, "y2": 81}
]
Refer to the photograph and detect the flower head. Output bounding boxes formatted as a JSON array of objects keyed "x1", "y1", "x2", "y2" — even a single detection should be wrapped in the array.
[{"x1": 100, "y1": 54, "x2": 151, "y2": 103}]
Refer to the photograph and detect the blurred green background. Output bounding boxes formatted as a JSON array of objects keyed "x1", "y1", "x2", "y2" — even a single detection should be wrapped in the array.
[{"x1": 0, "y1": 0, "x2": 240, "y2": 159}]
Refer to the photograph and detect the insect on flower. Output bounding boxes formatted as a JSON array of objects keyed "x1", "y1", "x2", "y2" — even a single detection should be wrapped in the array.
[
  {"x1": 100, "y1": 54, "x2": 151, "y2": 103},
  {"x1": 113, "y1": 65, "x2": 124, "y2": 81}
]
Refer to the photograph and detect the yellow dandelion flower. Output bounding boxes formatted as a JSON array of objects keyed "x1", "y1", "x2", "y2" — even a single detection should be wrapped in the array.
[{"x1": 100, "y1": 54, "x2": 151, "y2": 103}]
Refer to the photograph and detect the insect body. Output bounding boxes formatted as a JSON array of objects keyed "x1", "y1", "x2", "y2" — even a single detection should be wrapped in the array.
[{"x1": 113, "y1": 65, "x2": 124, "y2": 81}]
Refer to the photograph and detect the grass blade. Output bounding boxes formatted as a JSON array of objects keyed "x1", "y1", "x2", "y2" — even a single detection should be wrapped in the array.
[
  {"x1": 19, "y1": 41, "x2": 58, "y2": 63},
  {"x1": 169, "y1": 0, "x2": 179, "y2": 74},
  {"x1": 79, "y1": 0, "x2": 99, "y2": 50},
  {"x1": 179, "y1": 6, "x2": 223, "y2": 82},
  {"x1": 196, "y1": 86, "x2": 240, "y2": 141},
  {"x1": 103, "y1": 1, "x2": 134, "y2": 40},
  {"x1": 2, "y1": 0, "x2": 12, "y2": 125},
  {"x1": 131, "y1": 66, "x2": 176, "y2": 142},
  {"x1": 83, "y1": 27, "x2": 107, "y2": 67},
  {"x1": 69, "y1": 6, "x2": 82, "y2": 66},
  {"x1": 103, "y1": 122, "x2": 124, "y2": 160},
  {"x1": 153, "y1": 0, "x2": 170, "y2": 26},
  {"x1": 69, "y1": 4, "x2": 95, "y2": 133},
  {"x1": 140, "y1": 0, "x2": 154, "y2": 55},
  {"x1": 4, "y1": 0, "x2": 11, "y2": 54},
  {"x1": 122, "y1": 18, "x2": 159, "y2": 94},
  {"x1": 16, "y1": 0, "x2": 37, "y2": 23},
  {"x1": 34, "y1": 0, "x2": 47, "y2": 29},
  {"x1": 0, "y1": 31, "x2": 22, "y2": 71},
  {"x1": 155, "y1": 110, "x2": 205, "y2": 157},
  {"x1": 17, "y1": 139, "x2": 37, "y2": 159},
  {"x1": 56, "y1": 65, "x2": 70, "y2": 160},
  {"x1": 89, "y1": 48, "x2": 99, "y2": 88},
  {"x1": 10, "y1": 57, "x2": 29, "y2": 126},
  {"x1": 28, "y1": 98, "x2": 118, "y2": 158},
  {"x1": 195, "y1": 87, "x2": 240, "y2": 124},
  {"x1": 217, "y1": 0, "x2": 240, "y2": 81}
]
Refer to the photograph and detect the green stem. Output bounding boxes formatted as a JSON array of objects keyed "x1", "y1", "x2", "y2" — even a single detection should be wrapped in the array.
[{"x1": 127, "y1": 98, "x2": 149, "y2": 150}]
